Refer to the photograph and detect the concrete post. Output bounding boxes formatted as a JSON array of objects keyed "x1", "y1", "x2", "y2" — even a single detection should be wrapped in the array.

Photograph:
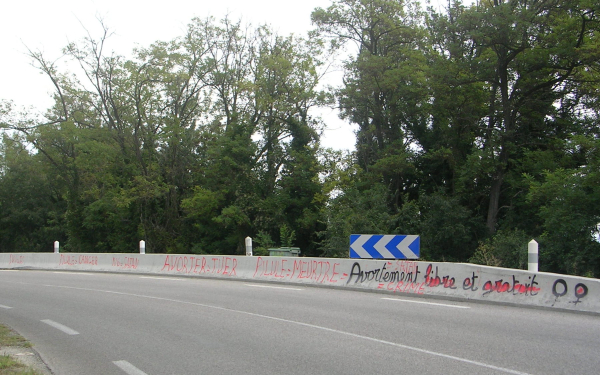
[
  {"x1": 139, "y1": 240, "x2": 146, "y2": 254},
  {"x1": 53, "y1": 241, "x2": 59, "y2": 254},
  {"x1": 528, "y1": 239, "x2": 538, "y2": 272},
  {"x1": 245, "y1": 236, "x2": 253, "y2": 256}
]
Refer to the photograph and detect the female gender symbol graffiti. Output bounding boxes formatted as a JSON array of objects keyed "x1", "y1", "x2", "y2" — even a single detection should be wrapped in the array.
[
  {"x1": 574, "y1": 283, "x2": 588, "y2": 302},
  {"x1": 552, "y1": 279, "x2": 588, "y2": 305}
]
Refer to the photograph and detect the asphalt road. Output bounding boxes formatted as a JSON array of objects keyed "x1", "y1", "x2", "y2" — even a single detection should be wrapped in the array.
[{"x1": 0, "y1": 270, "x2": 598, "y2": 375}]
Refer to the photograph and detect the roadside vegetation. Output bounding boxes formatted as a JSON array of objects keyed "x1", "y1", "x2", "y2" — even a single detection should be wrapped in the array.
[{"x1": 0, "y1": 324, "x2": 42, "y2": 375}]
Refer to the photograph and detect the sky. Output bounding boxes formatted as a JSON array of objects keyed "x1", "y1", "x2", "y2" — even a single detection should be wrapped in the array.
[{"x1": 0, "y1": 1, "x2": 446, "y2": 150}]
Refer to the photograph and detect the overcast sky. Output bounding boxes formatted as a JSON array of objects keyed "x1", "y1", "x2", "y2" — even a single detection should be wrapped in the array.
[{"x1": 0, "y1": 0, "x2": 445, "y2": 150}]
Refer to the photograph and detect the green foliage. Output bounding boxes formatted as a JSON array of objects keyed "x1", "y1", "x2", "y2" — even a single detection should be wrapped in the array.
[
  {"x1": 1, "y1": 15, "x2": 328, "y2": 255},
  {"x1": 279, "y1": 225, "x2": 296, "y2": 248},
  {"x1": 526, "y1": 136, "x2": 600, "y2": 276},
  {"x1": 0, "y1": 324, "x2": 31, "y2": 348},
  {"x1": 417, "y1": 191, "x2": 483, "y2": 262},
  {"x1": 469, "y1": 229, "x2": 530, "y2": 269},
  {"x1": 319, "y1": 182, "x2": 395, "y2": 258},
  {"x1": 253, "y1": 231, "x2": 274, "y2": 256},
  {"x1": 0, "y1": 134, "x2": 65, "y2": 252}
]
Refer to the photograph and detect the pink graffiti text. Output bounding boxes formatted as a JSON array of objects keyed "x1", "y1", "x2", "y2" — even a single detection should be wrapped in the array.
[
  {"x1": 482, "y1": 275, "x2": 540, "y2": 296},
  {"x1": 378, "y1": 281, "x2": 427, "y2": 294},
  {"x1": 59, "y1": 254, "x2": 98, "y2": 266},
  {"x1": 424, "y1": 264, "x2": 457, "y2": 289},
  {"x1": 253, "y1": 257, "x2": 341, "y2": 284},
  {"x1": 112, "y1": 256, "x2": 139, "y2": 270},
  {"x1": 161, "y1": 255, "x2": 237, "y2": 276},
  {"x1": 9, "y1": 255, "x2": 25, "y2": 265}
]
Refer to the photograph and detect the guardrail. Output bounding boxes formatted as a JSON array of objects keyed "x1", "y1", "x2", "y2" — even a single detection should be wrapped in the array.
[{"x1": 1, "y1": 253, "x2": 598, "y2": 314}]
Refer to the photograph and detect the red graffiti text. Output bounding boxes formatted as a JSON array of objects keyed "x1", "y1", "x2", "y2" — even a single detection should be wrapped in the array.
[
  {"x1": 112, "y1": 256, "x2": 139, "y2": 270},
  {"x1": 482, "y1": 275, "x2": 539, "y2": 296},
  {"x1": 9, "y1": 255, "x2": 25, "y2": 265},
  {"x1": 161, "y1": 255, "x2": 237, "y2": 276}
]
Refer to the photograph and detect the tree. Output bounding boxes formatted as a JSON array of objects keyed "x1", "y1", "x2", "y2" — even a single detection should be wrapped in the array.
[
  {"x1": 453, "y1": 0, "x2": 600, "y2": 233},
  {"x1": 179, "y1": 18, "x2": 328, "y2": 254},
  {"x1": 0, "y1": 131, "x2": 66, "y2": 252},
  {"x1": 527, "y1": 135, "x2": 600, "y2": 277},
  {"x1": 312, "y1": 0, "x2": 428, "y2": 211}
]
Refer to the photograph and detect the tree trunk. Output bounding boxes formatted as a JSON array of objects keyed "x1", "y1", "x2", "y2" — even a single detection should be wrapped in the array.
[{"x1": 486, "y1": 171, "x2": 503, "y2": 234}]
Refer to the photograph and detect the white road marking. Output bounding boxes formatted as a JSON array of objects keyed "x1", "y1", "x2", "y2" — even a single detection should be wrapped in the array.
[
  {"x1": 139, "y1": 276, "x2": 185, "y2": 281},
  {"x1": 245, "y1": 284, "x2": 303, "y2": 291},
  {"x1": 113, "y1": 360, "x2": 148, "y2": 375},
  {"x1": 53, "y1": 272, "x2": 94, "y2": 275},
  {"x1": 38, "y1": 283, "x2": 529, "y2": 374},
  {"x1": 0, "y1": 304, "x2": 13, "y2": 309},
  {"x1": 382, "y1": 297, "x2": 470, "y2": 309},
  {"x1": 41, "y1": 319, "x2": 79, "y2": 335}
]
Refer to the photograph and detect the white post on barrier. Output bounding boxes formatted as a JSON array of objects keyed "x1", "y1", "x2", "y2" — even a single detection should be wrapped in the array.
[
  {"x1": 139, "y1": 240, "x2": 146, "y2": 254},
  {"x1": 245, "y1": 236, "x2": 253, "y2": 256},
  {"x1": 528, "y1": 239, "x2": 538, "y2": 272},
  {"x1": 53, "y1": 241, "x2": 59, "y2": 254}
]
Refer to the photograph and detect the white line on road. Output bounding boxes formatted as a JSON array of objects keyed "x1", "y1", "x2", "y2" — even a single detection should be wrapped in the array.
[
  {"x1": 113, "y1": 360, "x2": 148, "y2": 375},
  {"x1": 382, "y1": 297, "x2": 470, "y2": 309},
  {"x1": 245, "y1": 284, "x2": 303, "y2": 291},
  {"x1": 38, "y1": 283, "x2": 529, "y2": 374},
  {"x1": 41, "y1": 319, "x2": 79, "y2": 335},
  {"x1": 139, "y1": 276, "x2": 185, "y2": 281},
  {"x1": 0, "y1": 304, "x2": 12, "y2": 309},
  {"x1": 53, "y1": 272, "x2": 94, "y2": 275}
]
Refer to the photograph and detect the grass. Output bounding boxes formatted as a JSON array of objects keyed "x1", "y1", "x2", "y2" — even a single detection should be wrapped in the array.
[
  {"x1": 0, "y1": 325, "x2": 42, "y2": 375},
  {"x1": 0, "y1": 355, "x2": 37, "y2": 374},
  {"x1": 0, "y1": 326, "x2": 31, "y2": 348}
]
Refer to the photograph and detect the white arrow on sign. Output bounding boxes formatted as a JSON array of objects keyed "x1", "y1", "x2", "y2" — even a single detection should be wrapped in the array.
[
  {"x1": 397, "y1": 235, "x2": 419, "y2": 259},
  {"x1": 350, "y1": 235, "x2": 372, "y2": 259},
  {"x1": 373, "y1": 235, "x2": 397, "y2": 258}
]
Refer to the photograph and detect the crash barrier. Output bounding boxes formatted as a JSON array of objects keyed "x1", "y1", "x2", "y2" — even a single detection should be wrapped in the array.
[{"x1": 1, "y1": 252, "x2": 598, "y2": 314}]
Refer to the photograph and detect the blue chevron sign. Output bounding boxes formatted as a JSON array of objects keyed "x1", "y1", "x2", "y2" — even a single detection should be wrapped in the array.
[{"x1": 349, "y1": 234, "x2": 420, "y2": 259}]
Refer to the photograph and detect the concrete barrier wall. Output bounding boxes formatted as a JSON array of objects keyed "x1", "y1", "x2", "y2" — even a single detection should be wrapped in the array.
[{"x1": 1, "y1": 252, "x2": 599, "y2": 314}]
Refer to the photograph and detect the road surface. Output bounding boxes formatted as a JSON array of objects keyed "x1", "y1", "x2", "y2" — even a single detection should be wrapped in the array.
[{"x1": 1, "y1": 270, "x2": 598, "y2": 374}]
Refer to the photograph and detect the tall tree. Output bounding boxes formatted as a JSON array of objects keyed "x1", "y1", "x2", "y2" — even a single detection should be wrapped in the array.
[
  {"x1": 454, "y1": 0, "x2": 600, "y2": 233},
  {"x1": 312, "y1": 0, "x2": 428, "y2": 211}
]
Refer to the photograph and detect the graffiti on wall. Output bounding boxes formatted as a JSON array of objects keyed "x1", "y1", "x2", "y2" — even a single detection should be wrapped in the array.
[
  {"x1": 9, "y1": 254, "x2": 25, "y2": 265},
  {"x1": 59, "y1": 254, "x2": 98, "y2": 266},
  {"x1": 481, "y1": 275, "x2": 540, "y2": 296},
  {"x1": 345, "y1": 261, "x2": 426, "y2": 294},
  {"x1": 551, "y1": 279, "x2": 588, "y2": 305},
  {"x1": 342, "y1": 261, "x2": 588, "y2": 303},
  {"x1": 161, "y1": 255, "x2": 238, "y2": 277},
  {"x1": 253, "y1": 257, "x2": 343, "y2": 284},
  {"x1": 35, "y1": 252, "x2": 592, "y2": 307},
  {"x1": 112, "y1": 256, "x2": 139, "y2": 270}
]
